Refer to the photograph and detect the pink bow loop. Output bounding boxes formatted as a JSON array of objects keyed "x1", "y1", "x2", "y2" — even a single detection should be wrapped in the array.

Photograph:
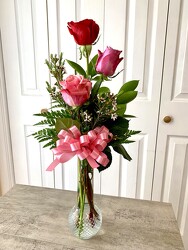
[
  {"x1": 80, "y1": 135, "x2": 90, "y2": 146},
  {"x1": 96, "y1": 152, "x2": 109, "y2": 166},
  {"x1": 70, "y1": 141, "x2": 81, "y2": 151},
  {"x1": 69, "y1": 125, "x2": 81, "y2": 138},
  {"x1": 88, "y1": 130, "x2": 97, "y2": 142},
  {"x1": 58, "y1": 129, "x2": 69, "y2": 138}
]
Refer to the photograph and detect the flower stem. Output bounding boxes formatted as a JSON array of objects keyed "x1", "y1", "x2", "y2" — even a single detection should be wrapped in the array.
[
  {"x1": 84, "y1": 45, "x2": 90, "y2": 78},
  {"x1": 77, "y1": 158, "x2": 85, "y2": 236},
  {"x1": 77, "y1": 158, "x2": 98, "y2": 237}
]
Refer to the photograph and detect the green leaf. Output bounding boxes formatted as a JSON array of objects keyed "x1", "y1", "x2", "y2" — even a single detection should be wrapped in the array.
[
  {"x1": 112, "y1": 144, "x2": 132, "y2": 161},
  {"x1": 117, "y1": 91, "x2": 137, "y2": 104},
  {"x1": 116, "y1": 104, "x2": 126, "y2": 116},
  {"x1": 55, "y1": 118, "x2": 80, "y2": 133},
  {"x1": 43, "y1": 140, "x2": 56, "y2": 149},
  {"x1": 66, "y1": 59, "x2": 86, "y2": 77},
  {"x1": 118, "y1": 80, "x2": 139, "y2": 93},
  {"x1": 110, "y1": 130, "x2": 141, "y2": 146},
  {"x1": 104, "y1": 117, "x2": 129, "y2": 136},
  {"x1": 123, "y1": 114, "x2": 136, "y2": 118},
  {"x1": 97, "y1": 147, "x2": 112, "y2": 173},
  {"x1": 98, "y1": 87, "x2": 110, "y2": 95},
  {"x1": 38, "y1": 137, "x2": 52, "y2": 143},
  {"x1": 31, "y1": 127, "x2": 58, "y2": 150},
  {"x1": 90, "y1": 77, "x2": 103, "y2": 99},
  {"x1": 88, "y1": 54, "x2": 98, "y2": 77},
  {"x1": 124, "y1": 140, "x2": 135, "y2": 144},
  {"x1": 91, "y1": 76, "x2": 101, "y2": 82}
]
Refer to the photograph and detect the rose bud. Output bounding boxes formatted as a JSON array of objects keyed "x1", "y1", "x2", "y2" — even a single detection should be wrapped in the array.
[
  {"x1": 96, "y1": 46, "x2": 123, "y2": 76},
  {"x1": 67, "y1": 19, "x2": 99, "y2": 45}
]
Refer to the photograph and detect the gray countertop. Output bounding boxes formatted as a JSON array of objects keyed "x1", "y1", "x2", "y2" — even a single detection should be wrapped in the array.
[{"x1": 0, "y1": 184, "x2": 184, "y2": 250}]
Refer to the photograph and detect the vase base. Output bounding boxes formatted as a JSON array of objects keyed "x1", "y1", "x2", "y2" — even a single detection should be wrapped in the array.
[{"x1": 68, "y1": 203, "x2": 102, "y2": 239}]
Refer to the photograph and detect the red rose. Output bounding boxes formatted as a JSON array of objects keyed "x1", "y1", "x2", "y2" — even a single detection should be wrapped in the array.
[
  {"x1": 60, "y1": 75, "x2": 92, "y2": 107},
  {"x1": 96, "y1": 47, "x2": 123, "y2": 76},
  {"x1": 67, "y1": 19, "x2": 99, "y2": 45}
]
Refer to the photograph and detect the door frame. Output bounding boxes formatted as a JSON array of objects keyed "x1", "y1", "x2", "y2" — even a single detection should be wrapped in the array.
[{"x1": 0, "y1": 31, "x2": 15, "y2": 195}]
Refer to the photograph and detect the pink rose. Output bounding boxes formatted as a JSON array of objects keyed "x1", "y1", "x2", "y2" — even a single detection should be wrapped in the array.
[
  {"x1": 60, "y1": 75, "x2": 92, "y2": 107},
  {"x1": 96, "y1": 46, "x2": 123, "y2": 76}
]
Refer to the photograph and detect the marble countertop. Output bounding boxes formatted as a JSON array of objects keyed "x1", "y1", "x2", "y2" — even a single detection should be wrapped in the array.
[{"x1": 0, "y1": 184, "x2": 184, "y2": 250}]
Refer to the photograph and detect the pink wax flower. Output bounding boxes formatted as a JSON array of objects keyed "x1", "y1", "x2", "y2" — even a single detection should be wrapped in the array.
[
  {"x1": 60, "y1": 75, "x2": 92, "y2": 107},
  {"x1": 96, "y1": 46, "x2": 123, "y2": 76}
]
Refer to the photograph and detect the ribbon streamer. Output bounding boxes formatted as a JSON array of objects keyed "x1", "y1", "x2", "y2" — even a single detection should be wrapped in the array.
[{"x1": 46, "y1": 125, "x2": 113, "y2": 171}]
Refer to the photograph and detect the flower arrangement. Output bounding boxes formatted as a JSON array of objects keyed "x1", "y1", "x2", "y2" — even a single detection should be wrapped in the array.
[{"x1": 32, "y1": 19, "x2": 140, "y2": 238}]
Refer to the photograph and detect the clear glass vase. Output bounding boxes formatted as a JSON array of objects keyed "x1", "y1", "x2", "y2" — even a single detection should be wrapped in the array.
[{"x1": 68, "y1": 159, "x2": 102, "y2": 239}]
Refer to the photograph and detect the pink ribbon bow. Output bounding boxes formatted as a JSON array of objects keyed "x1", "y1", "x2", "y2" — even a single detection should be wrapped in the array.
[{"x1": 46, "y1": 125, "x2": 113, "y2": 171}]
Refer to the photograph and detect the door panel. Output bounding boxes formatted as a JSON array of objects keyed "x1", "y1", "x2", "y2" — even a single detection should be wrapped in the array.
[
  {"x1": 124, "y1": 0, "x2": 169, "y2": 199},
  {"x1": 0, "y1": 0, "x2": 53, "y2": 186}
]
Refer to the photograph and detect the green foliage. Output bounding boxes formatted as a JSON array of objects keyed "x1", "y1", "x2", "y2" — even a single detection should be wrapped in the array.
[
  {"x1": 116, "y1": 80, "x2": 139, "y2": 117},
  {"x1": 34, "y1": 110, "x2": 70, "y2": 126},
  {"x1": 66, "y1": 59, "x2": 86, "y2": 77},
  {"x1": 32, "y1": 128, "x2": 58, "y2": 149},
  {"x1": 117, "y1": 91, "x2": 137, "y2": 104},
  {"x1": 33, "y1": 109, "x2": 72, "y2": 147},
  {"x1": 123, "y1": 114, "x2": 136, "y2": 118},
  {"x1": 116, "y1": 103, "x2": 126, "y2": 117},
  {"x1": 55, "y1": 118, "x2": 80, "y2": 133},
  {"x1": 79, "y1": 45, "x2": 92, "y2": 59},
  {"x1": 98, "y1": 86, "x2": 110, "y2": 94},
  {"x1": 104, "y1": 117, "x2": 129, "y2": 136},
  {"x1": 109, "y1": 129, "x2": 140, "y2": 162},
  {"x1": 91, "y1": 92, "x2": 118, "y2": 128},
  {"x1": 88, "y1": 54, "x2": 98, "y2": 77},
  {"x1": 118, "y1": 80, "x2": 139, "y2": 93},
  {"x1": 112, "y1": 144, "x2": 132, "y2": 161},
  {"x1": 90, "y1": 76, "x2": 104, "y2": 99},
  {"x1": 110, "y1": 130, "x2": 141, "y2": 146},
  {"x1": 45, "y1": 53, "x2": 65, "y2": 82},
  {"x1": 45, "y1": 80, "x2": 67, "y2": 109}
]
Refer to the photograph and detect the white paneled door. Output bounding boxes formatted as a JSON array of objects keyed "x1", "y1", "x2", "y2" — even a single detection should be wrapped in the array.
[
  {"x1": 152, "y1": 0, "x2": 188, "y2": 247},
  {"x1": 1, "y1": 0, "x2": 188, "y2": 248},
  {"x1": 0, "y1": 0, "x2": 168, "y2": 199}
]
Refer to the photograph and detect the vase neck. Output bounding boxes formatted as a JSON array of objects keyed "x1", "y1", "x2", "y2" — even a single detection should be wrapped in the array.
[
  {"x1": 77, "y1": 158, "x2": 94, "y2": 208},
  {"x1": 77, "y1": 159, "x2": 93, "y2": 185}
]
